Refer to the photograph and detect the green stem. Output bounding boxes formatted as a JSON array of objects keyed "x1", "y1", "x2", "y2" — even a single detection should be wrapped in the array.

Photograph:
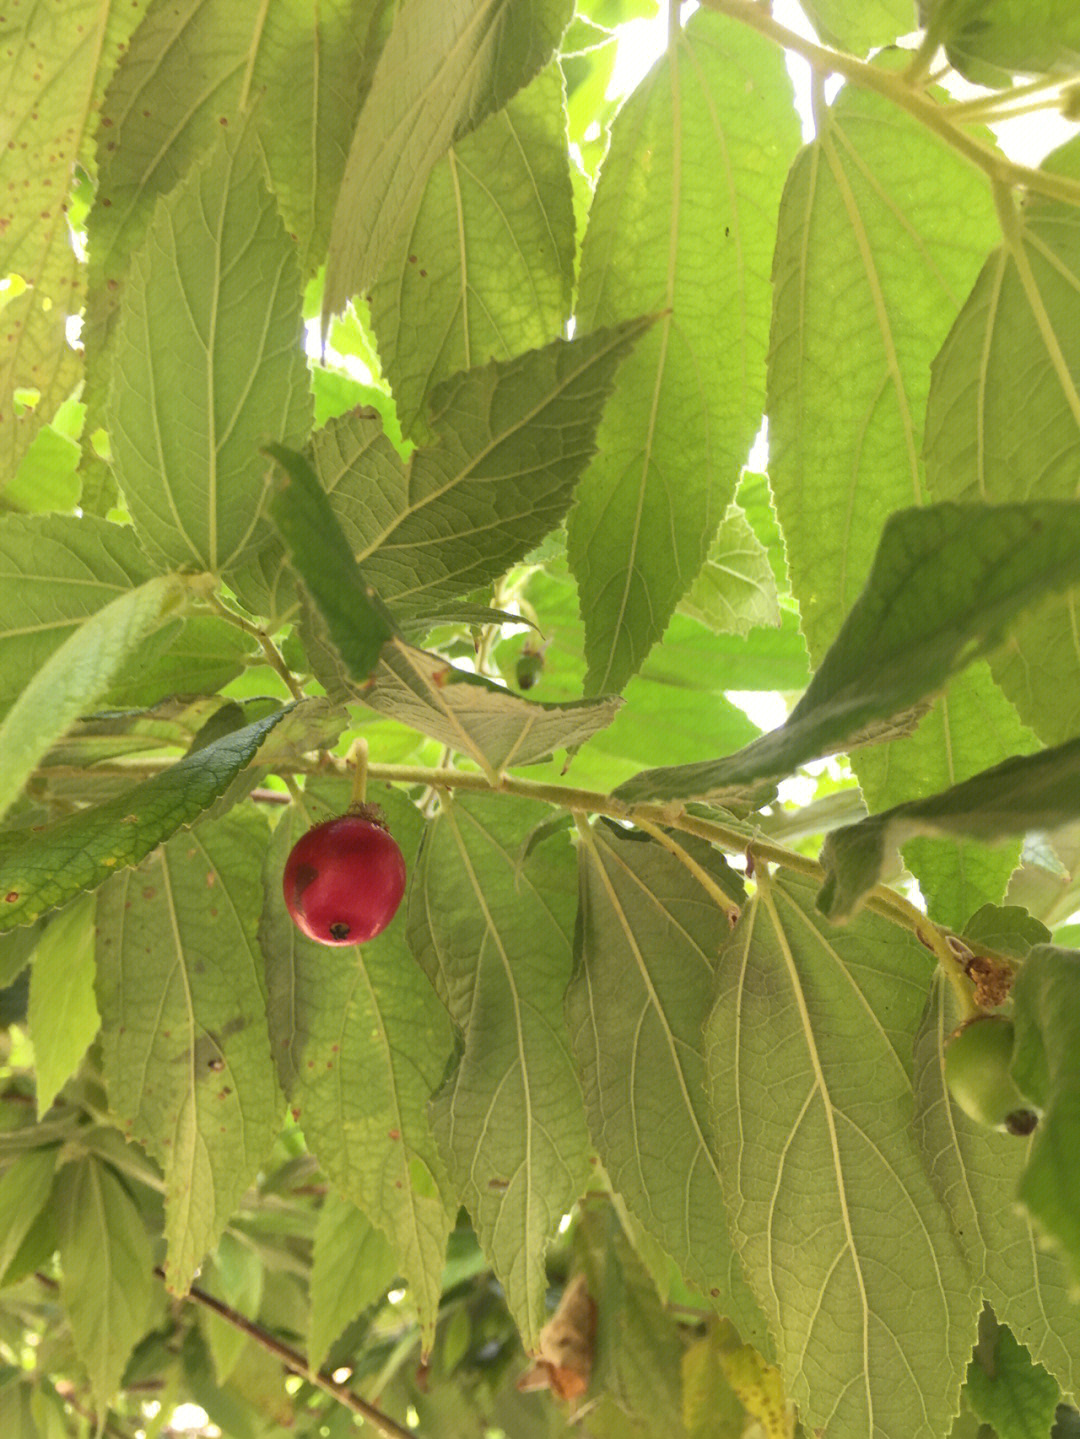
[
  {"x1": 207, "y1": 592, "x2": 305, "y2": 700},
  {"x1": 704, "y1": 0, "x2": 1080, "y2": 209}
]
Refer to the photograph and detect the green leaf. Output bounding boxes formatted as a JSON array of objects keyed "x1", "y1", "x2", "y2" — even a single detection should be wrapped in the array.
[
  {"x1": 568, "y1": 10, "x2": 799, "y2": 694},
  {"x1": 323, "y1": 0, "x2": 575, "y2": 315},
  {"x1": 89, "y1": 1, "x2": 276, "y2": 316},
  {"x1": 407, "y1": 793, "x2": 591, "y2": 1349},
  {"x1": 797, "y1": 0, "x2": 916, "y2": 51},
  {"x1": 0, "y1": 704, "x2": 289, "y2": 931},
  {"x1": 0, "y1": 1, "x2": 146, "y2": 480},
  {"x1": 819, "y1": 733, "x2": 1080, "y2": 921},
  {"x1": 965, "y1": 1314, "x2": 1061, "y2": 1439},
  {"x1": 768, "y1": 84, "x2": 998, "y2": 665},
  {"x1": 266, "y1": 442, "x2": 397, "y2": 684},
  {"x1": 925, "y1": 170, "x2": 1080, "y2": 744},
  {"x1": 963, "y1": 904, "x2": 1051, "y2": 959},
  {"x1": 929, "y1": 0, "x2": 1080, "y2": 83},
  {"x1": 707, "y1": 872, "x2": 974, "y2": 1439},
  {"x1": 677, "y1": 505, "x2": 781, "y2": 639},
  {"x1": 615, "y1": 500, "x2": 1080, "y2": 805},
  {"x1": 851, "y1": 663, "x2": 1039, "y2": 930},
  {"x1": 55, "y1": 1155, "x2": 156, "y2": 1412},
  {"x1": 369, "y1": 63, "x2": 574, "y2": 442},
  {"x1": 0, "y1": 1147, "x2": 56, "y2": 1286},
  {"x1": 27, "y1": 895, "x2": 100, "y2": 1115},
  {"x1": 1011, "y1": 945, "x2": 1080, "y2": 1284},
  {"x1": 0, "y1": 514, "x2": 157, "y2": 722},
  {"x1": 264, "y1": 785, "x2": 457, "y2": 1347},
  {"x1": 104, "y1": 615, "x2": 257, "y2": 708},
  {"x1": 198, "y1": 1234, "x2": 265, "y2": 1384},
  {"x1": 355, "y1": 637, "x2": 622, "y2": 781},
  {"x1": 107, "y1": 127, "x2": 311, "y2": 577},
  {"x1": 94, "y1": 808, "x2": 283, "y2": 1293},
  {"x1": 914, "y1": 974, "x2": 1080, "y2": 1401},
  {"x1": 0, "y1": 575, "x2": 184, "y2": 825},
  {"x1": 308, "y1": 1191, "x2": 397, "y2": 1373},
  {"x1": 312, "y1": 317, "x2": 653, "y2": 617},
  {"x1": 253, "y1": 0, "x2": 389, "y2": 274},
  {"x1": 566, "y1": 822, "x2": 768, "y2": 1344}
]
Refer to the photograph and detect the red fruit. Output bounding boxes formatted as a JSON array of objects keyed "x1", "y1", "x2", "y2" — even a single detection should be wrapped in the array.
[{"x1": 282, "y1": 812, "x2": 407, "y2": 946}]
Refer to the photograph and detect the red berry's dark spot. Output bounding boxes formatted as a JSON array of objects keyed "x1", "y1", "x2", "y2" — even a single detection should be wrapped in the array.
[
  {"x1": 329, "y1": 921, "x2": 350, "y2": 941},
  {"x1": 1004, "y1": 1108, "x2": 1039, "y2": 1137}
]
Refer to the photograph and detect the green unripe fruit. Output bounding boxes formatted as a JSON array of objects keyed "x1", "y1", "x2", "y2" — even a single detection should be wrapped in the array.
[{"x1": 944, "y1": 1016, "x2": 1039, "y2": 1136}]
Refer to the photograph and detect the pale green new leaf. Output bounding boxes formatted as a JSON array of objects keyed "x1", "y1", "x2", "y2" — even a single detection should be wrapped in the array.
[
  {"x1": 253, "y1": 0, "x2": 389, "y2": 273},
  {"x1": 568, "y1": 9, "x2": 799, "y2": 694},
  {"x1": 615, "y1": 500, "x2": 1080, "y2": 805},
  {"x1": 264, "y1": 786, "x2": 457, "y2": 1347},
  {"x1": 819, "y1": 733, "x2": 1080, "y2": 921},
  {"x1": 925, "y1": 172, "x2": 1080, "y2": 743},
  {"x1": 678, "y1": 504, "x2": 781, "y2": 639},
  {"x1": 312, "y1": 317, "x2": 652, "y2": 616},
  {"x1": 0, "y1": 0, "x2": 146, "y2": 479},
  {"x1": 55, "y1": 1155, "x2": 156, "y2": 1412},
  {"x1": 0, "y1": 514, "x2": 157, "y2": 721},
  {"x1": 94, "y1": 808, "x2": 283, "y2": 1294},
  {"x1": 28, "y1": 895, "x2": 100, "y2": 1115},
  {"x1": 707, "y1": 873, "x2": 974, "y2": 1439},
  {"x1": 369, "y1": 63, "x2": 574, "y2": 441},
  {"x1": 107, "y1": 128, "x2": 311, "y2": 577},
  {"x1": 324, "y1": 0, "x2": 575, "y2": 315},
  {"x1": 0, "y1": 705, "x2": 289, "y2": 931},
  {"x1": 798, "y1": 0, "x2": 916, "y2": 52},
  {"x1": 309, "y1": 1191, "x2": 398, "y2": 1373},
  {"x1": 0, "y1": 574, "x2": 183, "y2": 825},
  {"x1": 768, "y1": 84, "x2": 997, "y2": 663},
  {"x1": 914, "y1": 974, "x2": 1080, "y2": 1400},
  {"x1": 852, "y1": 662, "x2": 1039, "y2": 931},
  {"x1": 1011, "y1": 945, "x2": 1080, "y2": 1284},
  {"x1": 566, "y1": 822, "x2": 768, "y2": 1342},
  {"x1": 0, "y1": 1148, "x2": 56, "y2": 1285},
  {"x1": 407, "y1": 793, "x2": 591, "y2": 1349}
]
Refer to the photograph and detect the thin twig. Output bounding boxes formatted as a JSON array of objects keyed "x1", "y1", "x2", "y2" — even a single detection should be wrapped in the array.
[{"x1": 157, "y1": 1269, "x2": 417, "y2": 1439}]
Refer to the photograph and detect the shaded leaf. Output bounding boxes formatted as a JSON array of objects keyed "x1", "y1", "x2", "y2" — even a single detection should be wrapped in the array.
[
  {"x1": 357, "y1": 637, "x2": 622, "y2": 781},
  {"x1": 1011, "y1": 945, "x2": 1080, "y2": 1284},
  {"x1": 369, "y1": 63, "x2": 574, "y2": 441},
  {"x1": 107, "y1": 128, "x2": 311, "y2": 577},
  {"x1": 27, "y1": 896, "x2": 99, "y2": 1115},
  {"x1": 568, "y1": 10, "x2": 799, "y2": 694},
  {"x1": 312, "y1": 317, "x2": 653, "y2": 616},
  {"x1": 707, "y1": 872, "x2": 974, "y2": 1439},
  {"x1": 914, "y1": 974, "x2": 1080, "y2": 1401},
  {"x1": 407, "y1": 792, "x2": 591, "y2": 1349},
  {"x1": 678, "y1": 504, "x2": 781, "y2": 639},
  {"x1": 0, "y1": 514, "x2": 157, "y2": 723},
  {"x1": 0, "y1": 575, "x2": 185, "y2": 825},
  {"x1": 615, "y1": 500, "x2": 1080, "y2": 805},
  {"x1": 56, "y1": 1155, "x2": 156, "y2": 1411},
  {"x1": 851, "y1": 662, "x2": 1038, "y2": 930},
  {"x1": 0, "y1": 704, "x2": 289, "y2": 931},
  {"x1": 966, "y1": 1312, "x2": 1061, "y2": 1439},
  {"x1": 324, "y1": 0, "x2": 575, "y2": 314},
  {"x1": 925, "y1": 159, "x2": 1080, "y2": 744},
  {"x1": 768, "y1": 83, "x2": 997, "y2": 665},
  {"x1": 309, "y1": 1191, "x2": 398, "y2": 1372},
  {"x1": 567, "y1": 822, "x2": 768, "y2": 1342},
  {"x1": 95, "y1": 808, "x2": 283, "y2": 1293},
  {"x1": 0, "y1": 1148, "x2": 56, "y2": 1286},
  {"x1": 819, "y1": 734, "x2": 1080, "y2": 921}
]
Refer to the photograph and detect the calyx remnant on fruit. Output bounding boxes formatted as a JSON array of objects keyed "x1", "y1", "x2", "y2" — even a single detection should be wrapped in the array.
[
  {"x1": 282, "y1": 806, "x2": 407, "y2": 947},
  {"x1": 943, "y1": 1015, "x2": 1039, "y2": 1136}
]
